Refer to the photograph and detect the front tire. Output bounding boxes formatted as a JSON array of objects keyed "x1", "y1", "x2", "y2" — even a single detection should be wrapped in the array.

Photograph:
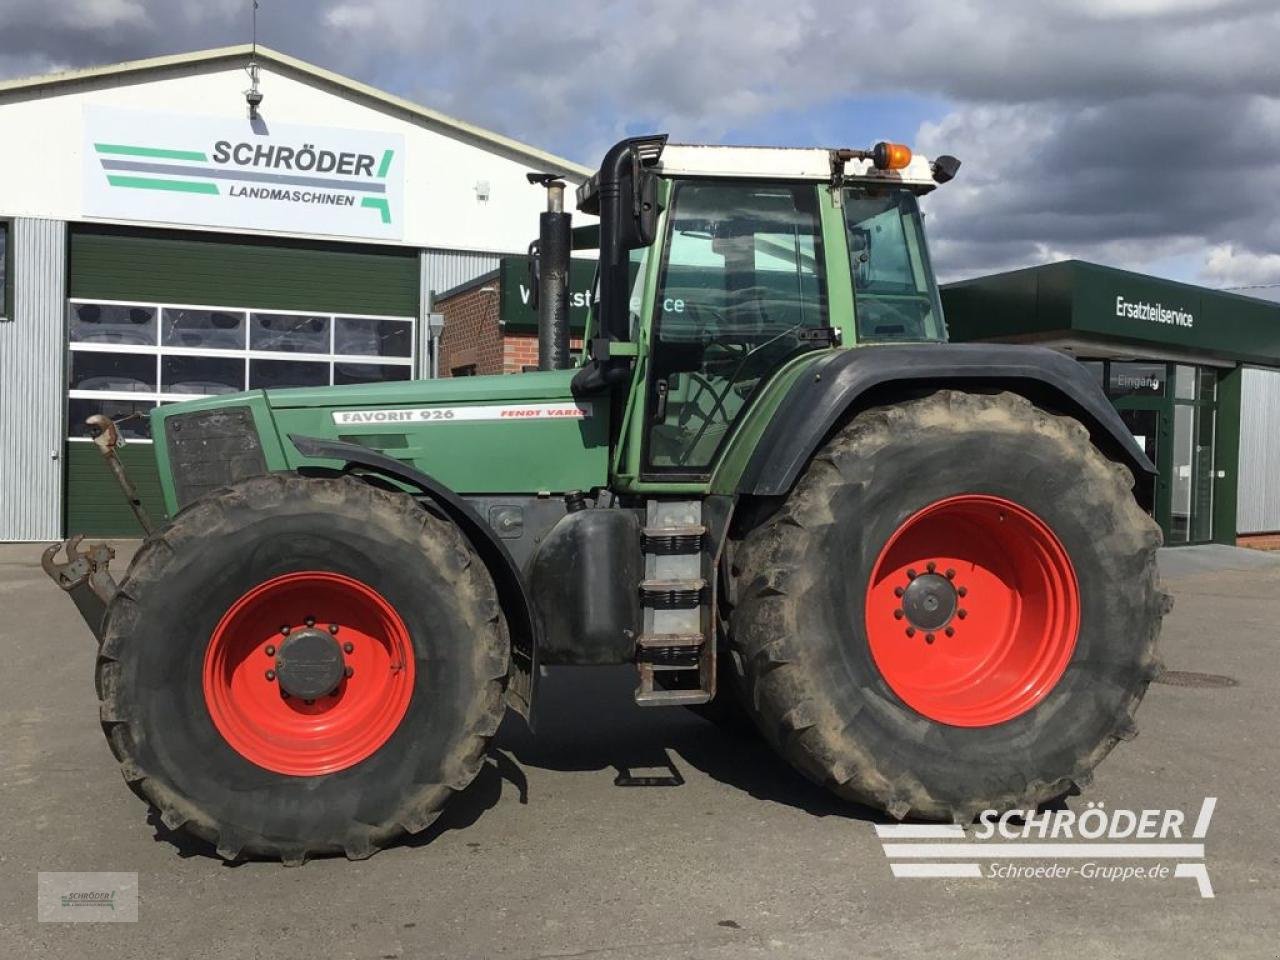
[
  {"x1": 96, "y1": 474, "x2": 509, "y2": 863},
  {"x1": 731, "y1": 390, "x2": 1167, "y2": 821}
]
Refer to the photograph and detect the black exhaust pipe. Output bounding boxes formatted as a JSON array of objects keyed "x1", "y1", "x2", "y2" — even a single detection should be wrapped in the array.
[{"x1": 528, "y1": 174, "x2": 571, "y2": 371}]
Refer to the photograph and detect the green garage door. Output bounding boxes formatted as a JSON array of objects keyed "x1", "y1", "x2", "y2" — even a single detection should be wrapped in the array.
[{"x1": 66, "y1": 224, "x2": 420, "y2": 536}]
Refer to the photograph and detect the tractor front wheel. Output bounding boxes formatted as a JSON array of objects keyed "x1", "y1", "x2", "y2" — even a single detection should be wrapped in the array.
[
  {"x1": 730, "y1": 390, "x2": 1167, "y2": 821},
  {"x1": 95, "y1": 474, "x2": 508, "y2": 863}
]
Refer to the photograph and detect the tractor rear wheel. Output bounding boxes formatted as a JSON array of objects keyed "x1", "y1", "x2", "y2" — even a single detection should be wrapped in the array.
[
  {"x1": 95, "y1": 474, "x2": 508, "y2": 863},
  {"x1": 730, "y1": 390, "x2": 1167, "y2": 821}
]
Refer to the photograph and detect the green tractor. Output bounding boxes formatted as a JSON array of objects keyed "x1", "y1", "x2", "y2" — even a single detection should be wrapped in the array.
[{"x1": 46, "y1": 135, "x2": 1167, "y2": 864}]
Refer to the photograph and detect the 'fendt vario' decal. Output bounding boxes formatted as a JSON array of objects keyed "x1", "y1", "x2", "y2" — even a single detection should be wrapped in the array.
[{"x1": 331, "y1": 402, "x2": 593, "y2": 425}]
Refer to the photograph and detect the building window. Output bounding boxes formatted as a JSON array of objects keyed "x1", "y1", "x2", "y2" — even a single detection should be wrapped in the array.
[{"x1": 67, "y1": 299, "x2": 416, "y2": 443}]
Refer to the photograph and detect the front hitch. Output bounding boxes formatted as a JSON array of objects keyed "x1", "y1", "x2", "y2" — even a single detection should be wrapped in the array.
[
  {"x1": 42, "y1": 535, "x2": 118, "y2": 642},
  {"x1": 42, "y1": 414, "x2": 156, "y2": 642}
]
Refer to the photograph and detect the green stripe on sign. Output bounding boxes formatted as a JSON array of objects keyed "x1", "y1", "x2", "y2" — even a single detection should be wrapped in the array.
[
  {"x1": 361, "y1": 197, "x2": 391, "y2": 223},
  {"x1": 377, "y1": 149, "x2": 395, "y2": 178},
  {"x1": 107, "y1": 175, "x2": 219, "y2": 195},
  {"x1": 96, "y1": 142, "x2": 208, "y2": 162}
]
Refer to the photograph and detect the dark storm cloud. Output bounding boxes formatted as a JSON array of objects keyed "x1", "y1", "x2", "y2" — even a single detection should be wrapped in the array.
[{"x1": 3, "y1": 1, "x2": 1278, "y2": 284}]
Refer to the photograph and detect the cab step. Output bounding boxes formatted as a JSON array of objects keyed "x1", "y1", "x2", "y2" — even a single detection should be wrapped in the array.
[{"x1": 634, "y1": 501, "x2": 714, "y2": 707}]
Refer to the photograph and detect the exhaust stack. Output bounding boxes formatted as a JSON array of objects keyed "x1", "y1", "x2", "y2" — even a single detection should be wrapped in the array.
[{"x1": 528, "y1": 174, "x2": 572, "y2": 371}]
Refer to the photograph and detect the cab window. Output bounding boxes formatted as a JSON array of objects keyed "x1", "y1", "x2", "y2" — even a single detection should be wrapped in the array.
[
  {"x1": 645, "y1": 181, "x2": 828, "y2": 473},
  {"x1": 845, "y1": 187, "x2": 945, "y2": 342}
]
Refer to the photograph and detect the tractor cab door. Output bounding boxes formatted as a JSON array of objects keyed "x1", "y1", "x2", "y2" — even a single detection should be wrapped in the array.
[{"x1": 639, "y1": 181, "x2": 831, "y2": 477}]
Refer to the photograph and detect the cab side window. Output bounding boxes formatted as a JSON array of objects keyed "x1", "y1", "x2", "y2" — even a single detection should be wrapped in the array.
[{"x1": 645, "y1": 182, "x2": 828, "y2": 472}]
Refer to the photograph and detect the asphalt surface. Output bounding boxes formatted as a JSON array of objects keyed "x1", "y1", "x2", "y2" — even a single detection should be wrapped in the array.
[{"x1": 1, "y1": 541, "x2": 1278, "y2": 959}]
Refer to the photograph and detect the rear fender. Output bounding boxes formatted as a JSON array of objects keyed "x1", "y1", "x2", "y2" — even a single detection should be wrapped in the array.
[
  {"x1": 733, "y1": 343, "x2": 1156, "y2": 509},
  {"x1": 288, "y1": 435, "x2": 539, "y2": 723}
]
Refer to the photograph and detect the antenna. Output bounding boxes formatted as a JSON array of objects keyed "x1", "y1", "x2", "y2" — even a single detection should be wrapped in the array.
[{"x1": 244, "y1": 1, "x2": 263, "y2": 119}]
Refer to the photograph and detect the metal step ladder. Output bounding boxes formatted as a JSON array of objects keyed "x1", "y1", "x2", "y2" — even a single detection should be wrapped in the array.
[{"x1": 635, "y1": 500, "x2": 714, "y2": 706}]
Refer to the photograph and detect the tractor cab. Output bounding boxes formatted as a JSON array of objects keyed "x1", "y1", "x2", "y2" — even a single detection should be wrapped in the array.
[{"x1": 564, "y1": 136, "x2": 959, "y2": 484}]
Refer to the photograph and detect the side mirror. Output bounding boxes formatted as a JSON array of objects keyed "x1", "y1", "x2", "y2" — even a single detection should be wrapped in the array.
[
  {"x1": 849, "y1": 226, "x2": 872, "y2": 289},
  {"x1": 931, "y1": 155, "x2": 961, "y2": 184},
  {"x1": 619, "y1": 166, "x2": 660, "y2": 250}
]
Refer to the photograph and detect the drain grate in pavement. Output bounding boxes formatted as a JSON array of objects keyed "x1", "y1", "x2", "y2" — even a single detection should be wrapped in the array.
[{"x1": 1154, "y1": 670, "x2": 1240, "y2": 688}]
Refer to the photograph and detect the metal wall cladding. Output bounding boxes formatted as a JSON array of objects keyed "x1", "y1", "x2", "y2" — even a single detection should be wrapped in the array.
[
  {"x1": 1, "y1": 218, "x2": 66, "y2": 541},
  {"x1": 421, "y1": 248, "x2": 501, "y2": 301},
  {"x1": 1238, "y1": 365, "x2": 1280, "y2": 534}
]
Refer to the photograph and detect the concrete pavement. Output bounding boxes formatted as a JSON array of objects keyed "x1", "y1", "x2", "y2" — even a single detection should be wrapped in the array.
[{"x1": 1, "y1": 542, "x2": 1277, "y2": 959}]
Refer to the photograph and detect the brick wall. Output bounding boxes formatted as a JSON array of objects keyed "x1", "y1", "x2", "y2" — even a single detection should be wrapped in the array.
[
  {"x1": 436, "y1": 282, "x2": 503, "y2": 376},
  {"x1": 438, "y1": 277, "x2": 582, "y2": 376}
]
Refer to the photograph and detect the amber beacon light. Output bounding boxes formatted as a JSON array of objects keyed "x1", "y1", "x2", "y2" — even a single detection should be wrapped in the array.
[{"x1": 872, "y1": 141, "x2": 913, "y2": 170}]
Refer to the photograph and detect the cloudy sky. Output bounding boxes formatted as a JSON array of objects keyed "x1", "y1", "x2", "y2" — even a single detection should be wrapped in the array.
[{"x1": 4, "y1": 0, "x2": 1279, "y2": 289}]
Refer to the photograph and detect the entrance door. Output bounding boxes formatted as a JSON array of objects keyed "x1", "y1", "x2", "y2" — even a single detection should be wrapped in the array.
[
  {"x1": 1106, "y1": 360, "x2": 1218, "y2": 545},
  {"x1": 1108, "y1": 362, "x2": 1171, "y2": 536},
  {"x1": 1170, "y1": 365, "x2": 1218, "y2": 544}
]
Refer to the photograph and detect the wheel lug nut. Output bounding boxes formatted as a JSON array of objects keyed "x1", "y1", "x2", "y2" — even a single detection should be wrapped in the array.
[
  {"x1": 280, "y1": 625, "x2": 290, "y2": 636},
  {"x1": 945, "y1": 568, "x2": 956, "y2": 579},
  {"x1": 925, "y1": 634, "x2": 934, "y2": 644},
  {"x1": 329, "y1": 624, "x2": 340, "y2": 635},
  {"x1": 265, "y1": 644, "x2": 276, "y2": 656},
  {"x1": 894, "y1": 586, "x2": 904, "y2": 597},
  {"x1": 957, "y1": 587, "x2": 967, "y2": 597},
  {"x1": 343, "y1": 641, "x2": 354, "y2": 653},
  {"x1": 906, "y1": 627, "x2": 916, "y2": 637},
  {"x1": 305, "y1": 616, "x2": 316, "y2": 628},
  {"x1": 926, "y1": 561, "x2": 936, "y2": 573},
  {"x1": 281, "y1": 691, "x2": 290, "y2": 700},
  {"x1": 265, "y1": 669, "x2": 276, "y2": 681},
  {"x1": 957, "y1": 609, "x2": 967, "y2": 619},
  {"x1": 344, "y1": 666, "x2": 354, "y2": 678},
  {"x1": 906, "y1": 568, "x2": 917, "y2": 580},
  {"x1": 945, "y1": 626, "x2": 955, "y2": 637}
]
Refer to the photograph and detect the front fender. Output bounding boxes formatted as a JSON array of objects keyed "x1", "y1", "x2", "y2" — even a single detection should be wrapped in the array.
[
  {"x1": 288, "y1": 434, "x2": 538, "y2": 723},
  {"x1": 726, "y1": 343, "x2": 1155, "y2": 507}
]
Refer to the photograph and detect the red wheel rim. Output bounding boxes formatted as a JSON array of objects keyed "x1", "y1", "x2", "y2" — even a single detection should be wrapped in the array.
[
  {"x1": 865, "y1": 495, "x2": 1079, "y2": 727},
  {"x1": 203, "y1": 572, "x2": 416, "y2": 776}
]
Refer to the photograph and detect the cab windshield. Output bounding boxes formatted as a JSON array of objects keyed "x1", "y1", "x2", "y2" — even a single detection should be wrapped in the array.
[{"x1": 844, "y1": 187, "x2": 945, "y2": 342}]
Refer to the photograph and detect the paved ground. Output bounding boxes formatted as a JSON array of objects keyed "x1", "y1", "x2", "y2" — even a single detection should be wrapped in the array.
[{"x1": 1, "y1": 541, "x2": 1277, "y2": 959}]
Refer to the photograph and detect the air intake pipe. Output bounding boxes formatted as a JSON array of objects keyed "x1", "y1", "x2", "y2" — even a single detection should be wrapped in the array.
[{"x1": 527, "y1": 174, "x2": 571, "y2": 371}]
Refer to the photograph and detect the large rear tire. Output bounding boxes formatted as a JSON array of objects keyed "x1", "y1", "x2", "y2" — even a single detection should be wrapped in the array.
[
  {"x1": 730, "y1": 390, "x2": 1167, "y2": 821},
  {"x1": 96, "y1": 474, "x2": 509, "y2": 863}
]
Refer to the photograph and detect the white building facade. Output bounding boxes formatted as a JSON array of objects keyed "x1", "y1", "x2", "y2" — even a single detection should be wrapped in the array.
[{"x1": 0, "y1": 46, "x2": 591, "y2": 540}]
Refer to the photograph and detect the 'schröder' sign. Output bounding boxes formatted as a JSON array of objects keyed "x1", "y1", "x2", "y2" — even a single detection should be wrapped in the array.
[{"x1": 82, "y1": 106, "x2": 404, "y2": 240}]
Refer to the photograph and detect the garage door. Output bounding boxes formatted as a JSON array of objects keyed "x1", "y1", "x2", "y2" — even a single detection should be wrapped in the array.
[{"x1": 66, "y1": 224, "x2": 419, "y2": 536}]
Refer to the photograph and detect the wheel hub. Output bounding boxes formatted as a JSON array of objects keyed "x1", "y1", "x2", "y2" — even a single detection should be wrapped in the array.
[
  {"x1": 275, "y1": 628, "x2": 346, "y2": 700},
  {"x1": 202, "y1": 571, "x2": 416, "y2": 776},
  {"x1": 900, "y1": 573, "x2": 957, "y2": 631},
  {"x1": 864, "y1": 495, "x2": 1080, "y2": 728}
]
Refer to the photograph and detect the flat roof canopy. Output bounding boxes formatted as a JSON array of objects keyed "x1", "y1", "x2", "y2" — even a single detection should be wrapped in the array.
[{"x1": 942, "y1": 260, "x2": 1280, "y2": 367}]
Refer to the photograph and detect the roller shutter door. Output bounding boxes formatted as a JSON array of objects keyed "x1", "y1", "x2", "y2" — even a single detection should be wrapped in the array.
[{"x1": 66, "y1": 224, "x2": 419, "y2": 536}]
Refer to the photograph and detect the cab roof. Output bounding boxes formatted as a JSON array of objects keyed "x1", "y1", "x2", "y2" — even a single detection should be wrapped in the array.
[{"x1": 655, "y1": 144, "x2": 939, "y2": 192}]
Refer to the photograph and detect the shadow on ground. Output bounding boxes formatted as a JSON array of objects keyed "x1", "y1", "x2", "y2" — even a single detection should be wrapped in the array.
[
  {"x1": 144, "y1": 664, "x2": 875, "y2": 864},
  {"x1": 493, "y1": 665, "x2": 878, "y2": 822}
]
